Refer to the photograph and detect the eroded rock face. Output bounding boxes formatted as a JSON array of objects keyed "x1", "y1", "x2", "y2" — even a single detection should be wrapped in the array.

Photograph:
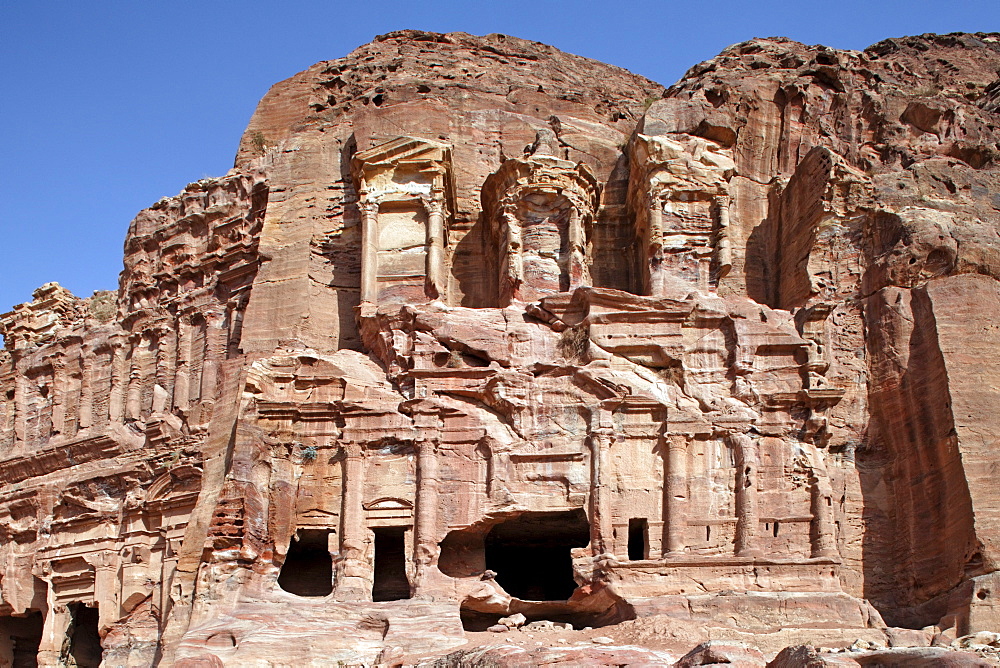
[{"x1": 0, "y1": 29, "x2": 998, "y2": 666}]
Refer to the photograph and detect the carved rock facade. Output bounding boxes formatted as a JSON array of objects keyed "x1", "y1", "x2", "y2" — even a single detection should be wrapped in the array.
[{"x1": 1, "y1": 30, "x2": 999, "y2": 666}]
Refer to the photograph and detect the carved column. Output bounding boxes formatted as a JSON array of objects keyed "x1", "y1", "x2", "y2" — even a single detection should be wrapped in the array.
[
  {"x1": 589, "y1": 426, "x2": 614, "y2": 556},
  {"x1": 714, "y1": 195, "x2": 733, "y2": 279},
  {"x1": 424, "y1": 195, "x2": 446, "y2": 300},
  {"x1": 647, "y1": 191, "x2": 666, "y2": 296},
  {"x1": 567, "y1": 206, "x2": 588, "y2": 289},
  {"x1": 810, "y1": 471, "x2": 838, "y2": 558},
  {"x1": 731, "y1": 432, "x2": 762, "y2": 558},
  {"x1": 125, "y1": 335, "x2": 143, "y2": 420},
  {"x1": 336, "y1": 442, "x2": 369, "y2": 601},
  {"x1": 155, "y1": 324, "x2": 177, "y2": 411},
  {"x1": 50, "y1": 357, "x2": 67, "y2": 437},
  {"x1": 414, "y1": 438, "x2": 439, "y2": 595},
  {"x1": 663, "y1": 432, "x2": 688, "y2": 556},
  {"x1": 199, "y1": 314, "x2": 227, "y2": 407},
  {"x1": 359, "y1": 199, "x2": 379, "y2": 304},
  {"x1": 89, "y1": 552, "x2": 120, "y2": 633},
  {"x1": 108, "y1": 340, "x2": 127, "y2": 424}
]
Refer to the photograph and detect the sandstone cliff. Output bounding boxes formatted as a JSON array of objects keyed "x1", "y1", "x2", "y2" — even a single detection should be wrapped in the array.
[{"x1": 0, "y1": 30, "x2": 998, "y2": 667}]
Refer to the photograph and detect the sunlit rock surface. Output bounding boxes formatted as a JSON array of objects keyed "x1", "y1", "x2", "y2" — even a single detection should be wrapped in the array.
[{"x1": 1, "y1": 29, "x2": 999, "y2": 667}]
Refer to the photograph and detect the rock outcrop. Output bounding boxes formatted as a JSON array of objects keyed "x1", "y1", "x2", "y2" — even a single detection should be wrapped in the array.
[{"x1": 1, "y1": 29, "x2": 998, "y2": 667}]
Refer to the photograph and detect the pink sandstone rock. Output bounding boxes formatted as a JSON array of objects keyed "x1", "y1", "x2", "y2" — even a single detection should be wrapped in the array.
[{"x1": 0, "y1": 29, "x2": 998, "y2": 666}]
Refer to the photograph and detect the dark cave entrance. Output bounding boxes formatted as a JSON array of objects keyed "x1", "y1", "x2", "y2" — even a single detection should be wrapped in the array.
[
  {"x1": 628, "y1": 518, "x2": 648, "y2": 560},
  {"x1": 485, "y1": 509, "x2": 590, "y2": 601},
  {"x1": 278, "y1": 529, "x2": 333, "y2": 597},
  {"x1": 0, "y1": 610, "x2": 43, "y2": 667},
  {"x1": 67, "y1": 603, "x2": 101, "y2": 668},
  {"x1": 372, "y1": 527, "x2": 411, "y2": 602}
]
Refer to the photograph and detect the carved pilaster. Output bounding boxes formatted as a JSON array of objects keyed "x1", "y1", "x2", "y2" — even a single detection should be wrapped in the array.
[
  {"x1": 336, "y1": 442, "x2": 370, "y2": 601},
  {"x1": 589, "y1": 426, "x2": 614, "y2": 556}
]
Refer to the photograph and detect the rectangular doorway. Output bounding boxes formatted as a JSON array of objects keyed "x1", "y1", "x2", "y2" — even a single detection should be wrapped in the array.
[
  {"x1": 628, "y1": 518, "x2": 648, "y2": 560},
  {"x1": 372, "y1": 527, "x2": 411, "y2": 601}
]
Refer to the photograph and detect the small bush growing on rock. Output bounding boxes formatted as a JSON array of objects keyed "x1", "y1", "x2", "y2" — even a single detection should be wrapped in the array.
[{"x1": 559, "y1": 326, "x2": 589, "y2": 360}]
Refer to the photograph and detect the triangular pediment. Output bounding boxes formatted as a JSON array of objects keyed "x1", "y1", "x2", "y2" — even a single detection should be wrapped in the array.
[{"x1": 354, "y1": 136, "x2": 451, "y2": 168}]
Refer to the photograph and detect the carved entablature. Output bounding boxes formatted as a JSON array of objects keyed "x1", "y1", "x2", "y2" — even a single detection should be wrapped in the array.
[
  {"x1": 628, "y1": 134, "x2": 736, "y2": 296},
  {"x1": 352, "y1": 137, "x2": 454, "y2": 305},
  {"x1": 482, "y1": 141, "x2": 600, "y2": 305}
]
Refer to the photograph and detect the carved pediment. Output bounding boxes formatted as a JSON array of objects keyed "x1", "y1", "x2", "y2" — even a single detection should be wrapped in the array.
[
  {"x1": 363, "y1": 497, "x2": 413, "y2": 511},
  {"x1": 353, "y1": 136, "x2": 451, "y2": 170}
]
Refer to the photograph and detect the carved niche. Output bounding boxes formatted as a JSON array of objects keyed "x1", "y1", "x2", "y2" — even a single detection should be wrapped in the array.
[
  {"x1": 481, "y1": 133, "x2": 600, "y2": 305},
  {"x1": 352, "y1": 137, "x2": 454, "y2": 305},
  {"x1": 628, "y1": 134, "x2": 736, "y2": 296}
]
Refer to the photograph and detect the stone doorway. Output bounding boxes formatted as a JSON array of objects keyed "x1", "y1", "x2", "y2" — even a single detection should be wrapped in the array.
[
  {"x1": 484, "y1": 509, "x2": 590, "y2": 601},
  {"x1": 371, "y1": 527, "x2": 411, "y2": 602},
  {"x1": 0, "y1": 610, "x2": 43, "y2": 668},
  {"x1": 67, "y1": 603, "x2": 101, "y2": 668},
  {"x1": 628, "y1": 518, "x2": 649, "y2": 560},
  {"x1": 278, "y1": 529, "x2": 333, "y2": 597}
]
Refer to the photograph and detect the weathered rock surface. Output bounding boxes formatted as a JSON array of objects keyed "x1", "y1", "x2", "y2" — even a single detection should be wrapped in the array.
[{"x1": 1, "y1": 29, "x2": 999, "y2": 667}]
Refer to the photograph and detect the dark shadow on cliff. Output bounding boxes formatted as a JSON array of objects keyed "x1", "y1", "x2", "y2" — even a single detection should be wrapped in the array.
[{"x1": 744, "y1": 184, "x2": 781, "y2": 307}]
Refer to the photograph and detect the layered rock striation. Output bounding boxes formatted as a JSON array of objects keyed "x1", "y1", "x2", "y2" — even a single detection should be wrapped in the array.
[{"x1": 1, "y1": 29, "x2": 998, "y2": 666}]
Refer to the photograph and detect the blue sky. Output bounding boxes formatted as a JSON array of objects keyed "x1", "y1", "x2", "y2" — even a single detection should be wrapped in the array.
[{"x1": 2, "y1": 1, "x2": 997, "y2": 312}]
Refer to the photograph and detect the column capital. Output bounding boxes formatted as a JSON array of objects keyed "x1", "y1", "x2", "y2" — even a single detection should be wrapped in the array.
[
  {"x1": 725, "y1": 430, "x2": 754, "y2": 448},
  {"x1": 414, "y1": 438, "x2": 439, "y2": 455},
  {"x1": 341, "y1": 441, "x2": 364, "y2": 459},
  {"x1": 665, "y1": 431, "x2": 691, "y2": 448},
  {"x1": 359, "y1": 197, "x2": 380, "y2": 218},
  {"x1": 86, "y1": 551, "x2": 118, "y2": 571},
  {"x1": 421, "y1": 196, "x2": 445, "y2": 217}
]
